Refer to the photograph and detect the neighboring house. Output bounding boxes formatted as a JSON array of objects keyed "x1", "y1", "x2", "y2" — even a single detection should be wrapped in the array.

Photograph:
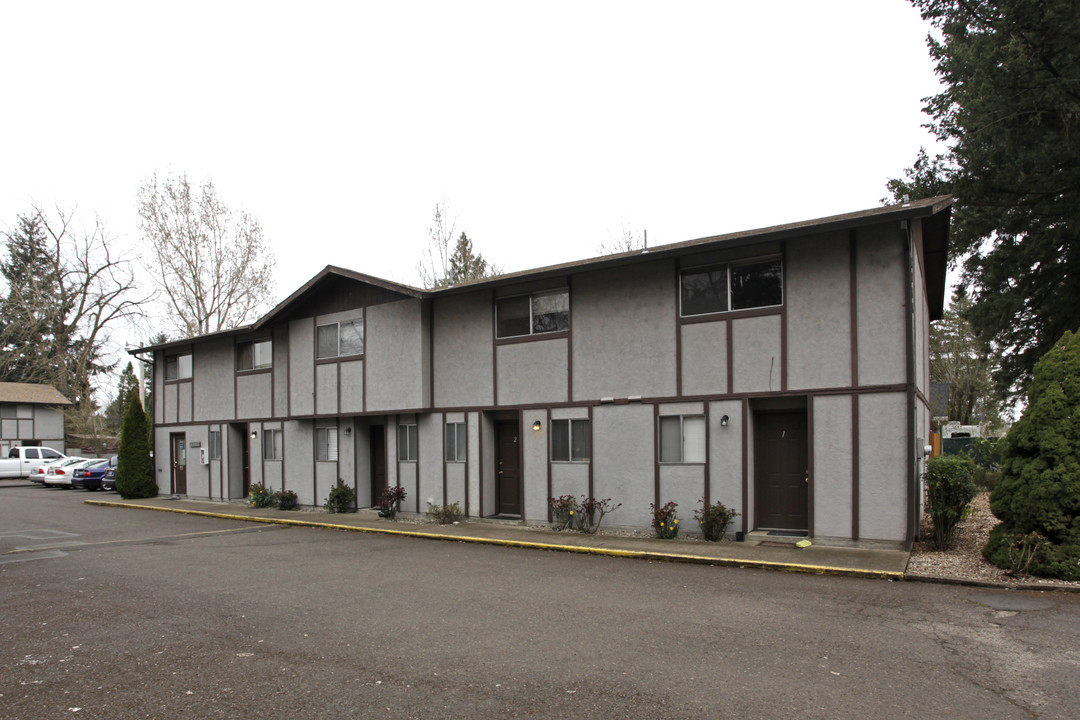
[
  {"x1": 0, "y1": 382, "x2": 72, "y2": 456},
  {"x1": 131, "y1": 196, "x2": 951, "y2": 548}
]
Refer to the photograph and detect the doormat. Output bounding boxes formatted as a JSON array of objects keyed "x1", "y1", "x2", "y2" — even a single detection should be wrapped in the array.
[
  {"x1": 757, "y1": 541, "x2": 797, "y2": 548},
  {"x1": 767, "y1": 530, "x2": 808, "y2": 537}
]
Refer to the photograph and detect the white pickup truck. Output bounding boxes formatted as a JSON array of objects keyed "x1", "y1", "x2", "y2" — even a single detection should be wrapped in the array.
[{"x1": 0, "y1": 446, "x2": 68, "y2": 479}]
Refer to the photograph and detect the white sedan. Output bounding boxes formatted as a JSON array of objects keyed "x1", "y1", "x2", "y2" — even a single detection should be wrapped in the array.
[{"x1": 42, "y1": 458, "x2": 90, "y2": 488}]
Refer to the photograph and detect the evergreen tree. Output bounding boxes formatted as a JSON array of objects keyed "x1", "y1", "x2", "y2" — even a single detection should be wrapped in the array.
[
  {"x1": 104, "y1": 362, "x2": 139, "y2": 431},
  {"x1": 116, "y1": 392, "x2": 156, "y2": 499},
  {"x1": 445, "y1": 233, "x2": 490, "y2": 285},
  {"x1": 982, "y1": 330, "x2": 1080, "y2": 579},
  {"x1": 930, "y1": 288, "x2": 1001, "y2": 428},
  {"x1": 888, "y1": 0, "x2": 1080, "y2": 399}
]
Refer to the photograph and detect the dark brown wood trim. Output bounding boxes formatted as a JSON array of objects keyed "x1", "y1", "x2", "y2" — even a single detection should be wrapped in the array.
[
  {"x1": 807, "y1": 395, "x2": 815, "y2": 537},
  {"x1": 441, "y1": 413, "x2": 447, "y2": 506},
  {"x1": 478, "y1": 413, "x2": 485, "y2": 517},
  {"x1": 464, "y1": 413, "x2": 470, "y2": 517},
  {"x1": 904, "y1": 229, "x2": 918, "y2": 548},
  {"x1": 741, "y1": 397, "x2": 749, "y2": 532},
  {"x1": 427, "y1": 299, "x2": 435, "y2": 409},
  {"x1": 362, "y1": 307, "x2": 368, "y2": 413},
  {"x1": 678, "y1": 306, "x2": 783, "y2": 325},
  {"x1": 311, "y1": 318, "x2": 318, "y2": 415},
  {"x1": 235, "y1": 367, "x2": 273, "y2": 376},
  {"x1": 493, "y1": 330, "x2": 570, "y2": 347},
  {"x1": 587, "y1": 405, "x2": 594, "y2": 500},
  {"x1": 415, "y1": 416, "x2": 421, "y2": 515},
  {"x1": 852, "y1": 394, "x2": 860, "y2": 541},
  {"x1": 492, "y1": 291, "x2": 499, "y2": 407},
  {"x1": 517, "y1": 409, "x2": 525, "y2": 522},
  {"x1": 703, "y1": 402, "x2": 711, "y2": 507},
  {"x1": 849, "y1": 229, "x2": 859, "y2": 388},
  {"x1": 269, "y1": 337, "x2": 276, "y2": 421},
  {"x1": 286, "y1": 327, "x2": 292, "y2": 418},
  {"x1": 780, "y1": 242, "x2": 788, "y2": 392},
  {"x1": 653, "y1": 403, "x2": 660, "y2": 509},
  {"x1": 259, "y1": 423, "x2": 266, "y2": 491},
  {"x1": 566, "y1": 279, "x2": 574, "y2": 402},
  {"x1": 545, "y1": 407, "x2": 552, "y2": 522},
  {"x1": 233, "y1": 343, "x2": 240, "y2": 420},
  {"x1": 726, "y1": 318, "x2": 734, "y2": 395},
  {"x1": 675, "y1": 263, "x2": 683, "y2": 397}
]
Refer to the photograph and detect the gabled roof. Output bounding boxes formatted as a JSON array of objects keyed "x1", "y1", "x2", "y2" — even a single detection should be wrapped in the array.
[{"x1": 0, "y1": 382, "x2": 73, "y2": 406}]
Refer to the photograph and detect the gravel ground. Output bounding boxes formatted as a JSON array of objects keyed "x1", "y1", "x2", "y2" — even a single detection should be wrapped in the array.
[{"x1": 908, "y1": 491, "x2": 1080, "y2": 589}]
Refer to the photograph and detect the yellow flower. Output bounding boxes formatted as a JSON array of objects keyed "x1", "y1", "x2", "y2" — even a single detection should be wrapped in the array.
[
  {"x1": 569, "y1": 511, "x2": 574, "y2": 515},
  {"x1": 674, "y1": 519, "x2": 679, "y2": 524}
]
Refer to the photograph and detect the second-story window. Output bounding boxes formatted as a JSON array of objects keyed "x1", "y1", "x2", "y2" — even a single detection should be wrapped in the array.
[
  {"x1": 165, "y1": 352, "x2": 193, "y2": 381},
  {"x1": 317, "y1": 319, "x2": 364, "y2": 359},
  {"x1": 236, "y1": 339, "x2": 272, "y2": 371},
  {"x1": 680, "y1": 257, "x2": 783, "y2": 316},
  {"x1": 496, "y1": 290, "x2": 569, "y2": 339}
]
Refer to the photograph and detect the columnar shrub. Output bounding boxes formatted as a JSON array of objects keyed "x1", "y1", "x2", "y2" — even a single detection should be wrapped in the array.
[
  {"x1": 924, "y1": 455, "x2": 976, "y2": 549},
  {"x1": 982, "y1": 330, "x2": 1080, "y2": 580},
  {"x1": 650, "y1": 501, "x2": 679, "y2": 539},
  {"x1": 324, "y1": 479, "x2": 356, "y2": 513},
  {"x1": 695, "y1": 499, "x2": 739, "y2": 542},
  {"x1": 116, "y1": 392, "x2": 156, "y2": 499}
]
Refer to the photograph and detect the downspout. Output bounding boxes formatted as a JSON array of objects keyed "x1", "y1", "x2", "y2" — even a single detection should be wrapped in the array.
[{"x1": 902, "y1": 220, "x2": 918, "y2": 549}]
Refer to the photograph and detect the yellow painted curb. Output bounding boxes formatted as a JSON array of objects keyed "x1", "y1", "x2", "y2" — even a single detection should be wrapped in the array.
[{"x1": 83, "y1": 499, "x2": 904, "y2": 580}]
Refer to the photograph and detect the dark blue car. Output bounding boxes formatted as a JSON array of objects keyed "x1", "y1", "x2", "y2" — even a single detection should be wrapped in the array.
[{"x1": 72, "y1": 457, "x2": 115, "y2": 491}]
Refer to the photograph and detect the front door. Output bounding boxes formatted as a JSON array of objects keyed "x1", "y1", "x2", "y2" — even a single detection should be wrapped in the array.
[
  {"x1": 241, "y1": 427, "x2": 251, "y2": 498},
  {"x1": 754, "y1": 411, "x2": 808, "y2": 531},
  {"x1": 170, "y1": 433, "x2": 188, "y2": 495},
  {"x1": 369, "y1": 425, "x2": 387, "y2": 507},
  {"x1": 496, "y1": 421, "x2": 521, "y2": 516}
]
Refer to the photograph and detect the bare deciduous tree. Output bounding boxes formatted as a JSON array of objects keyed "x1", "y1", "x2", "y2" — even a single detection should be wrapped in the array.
[
  {"x1": 417, "y1": 201, "x2": 457, "y2": 289},
  {"x1": 598, "y1": 224, "x2": 646, "y2": 255},
  {"x1": 137, "y1": 172, "x2": 275, "y2": 337}
]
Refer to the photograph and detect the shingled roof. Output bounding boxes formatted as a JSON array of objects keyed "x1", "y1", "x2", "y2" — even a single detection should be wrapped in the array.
[{"x1": 0, "y1": 382, "x2": 73, "y2": 406}]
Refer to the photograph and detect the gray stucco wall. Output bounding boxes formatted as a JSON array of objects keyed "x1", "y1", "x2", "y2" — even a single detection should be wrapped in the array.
[
  {"x1": 786, "y1": 233, "x2": 852, "y2": 390},
  {"x1": 193, "y1": 339, "x2": 235, "y2": 422},
  {"x1": 731, "y1": 315, "x2": 782, "y2": 393},
  {"x1": 811, "y1": 394, "x2": 854, "y2": 539},
  {"x1": 416, "y1": 413, "x2": 441, "y2": 512},
  {"x1": 33, "y1": 406, "x2": 65, "y2": 441},
  {"x1": 856, "y1": 224, "x2": 906, "y2": 387},
  {"x1": 572, "y1": 263, "x2": 677, "y2": 401},
  {"x1": 496, "y1": 339, "x2": 568, "y2": 406},
  {"x1": 273, "y1": 325, "x2": 289, "y2": 418},
  {"x1": 340, "y1": 361, "x2": 364, "y2": 414},
  {"x1": 289, "y1": 319, "x2": 315, "y2": 416},
  {"x1": 433, "y1": 294, "x2": 494, "y2": 408},
  {"x1": 367, "y1": 299, "x2": 425, "y2": 412},
  {"x1": 521, "y1": 408, "x2": 547, "y2": 524},
  {"x1": 857, "y1": 392, "x2": 908, "y2": 541},
  {"x1": 283, "y1": 420, "x2": 310, "y2": 504},
  {"x1": 315, "y1": 364, "x2": 338, "y2": 415},
  {"x1": 681, "y1": 321, "x2": 728, "y2": 396},
  {"x1": 479, "y1": 413, "x2": 495, "y2": 517},
  {"x1": 707, "y1": 399, "x2": 743, "y2": 532},
  {"x1": 237, "y1": 373, "x2": 271, "y2": 419},
  {"x1": 593, "y1": 404, "x2": 654, "y2": 527}
]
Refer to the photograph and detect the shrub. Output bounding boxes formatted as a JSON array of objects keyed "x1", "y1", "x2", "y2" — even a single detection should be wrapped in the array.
[
  {"x1": 426, "y1": 501, "x2": 463, "y2": 524},
  {"x1": 982, "y1": 330, "x2": 1080, "y2": 580},
  {"x1": 924, "y1": 455, "x2": 977, "y2": 549},
  {"x1": 324, "y1": 479, "x2": 356, "y2": 514},
  {"x1": 695, "y1": 499, "x2": 739, "y2": 542},
  {"x1": 116, "y1": 392, "x2": 156, "y2": 499},
  {"x1": 548, "y1": 495, "x2": 578, "y2": 531},
  {"x1": 576, "y1": 496, "x2": 621, "y2": 534},
  {"x1": 248, "y1": 482, "x2": 274, "y2": 508},
  {"x1": 273, "y1": 489, "x2": 298, "y2": 511},
  {"x1": 650, "y1": 501, "x2": 679, "y2": 539},
  {"x1": 378, "y1": 485, "x2": 407, "y2": 519}
]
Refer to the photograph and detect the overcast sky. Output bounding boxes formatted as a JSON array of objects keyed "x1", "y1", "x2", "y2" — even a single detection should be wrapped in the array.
[{"x1": 1, "y1": 0, "x2": 942, "y2": 352}]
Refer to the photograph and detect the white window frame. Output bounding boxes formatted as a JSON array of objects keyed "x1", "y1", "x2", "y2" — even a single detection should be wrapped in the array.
[
  {"x1": 444, "y1": 422, "x2": 466, "y2": 463},
  {"x1": 551, "y1": 418, "x2": 590, "y2": 462},
  {"x1": 165, "y1": 352, "x2": 193, "y2": 381},
  {"x1": 679, "y1": 255, "x2": 783, "y2": 317},
  {"x1": 236, "y1": 339, "x2": 272, "y2": 371},
  {"x1": 397, "y1": 423, "x2": 418, "y2": 462},
  {"x1": 495, "y1": 289, "x2": 570, "y2": 339},
  {"x1": 316, "y1": 426, "x2": 339, "y2": 462},
  {"x1": 659, "y1": 415, "x2": 706, "y2": 464},
  {"x1": 317, "y1": 319, "x2": 364, "y2": 359}
]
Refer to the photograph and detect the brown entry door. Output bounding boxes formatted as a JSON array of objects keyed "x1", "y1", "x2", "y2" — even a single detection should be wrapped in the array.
[
  {"x1": 370, "y1": 425, "x2": 387, "y2": 507},
  {"x1": 754, "y1": 411, "x2": 808, "y2": 531},
  {"x1": 170, "y1": 433, "x2": 188, "y2": 495},
  {"x1": 496, "y1": 421, "x2": 521, "y2": 516}
]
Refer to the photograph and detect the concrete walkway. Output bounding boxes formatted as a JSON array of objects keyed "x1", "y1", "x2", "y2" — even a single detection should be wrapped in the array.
[{"x1": 84, "y1": 495, "x2": 909, "y2": 580}]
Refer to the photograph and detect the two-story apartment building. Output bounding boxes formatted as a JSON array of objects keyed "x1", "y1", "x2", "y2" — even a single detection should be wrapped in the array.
[
  {"x1": 0, "y1": 382, "x2": 71, "y2": 457},
  {"x1": 133, "y1": 196, "x2": 950, "y2": 547}
]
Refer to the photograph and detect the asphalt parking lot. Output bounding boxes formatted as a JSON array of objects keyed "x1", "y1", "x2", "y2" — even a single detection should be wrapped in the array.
[{"x1": 3, "y1": 484, "x2": 1079, "y2": 719}]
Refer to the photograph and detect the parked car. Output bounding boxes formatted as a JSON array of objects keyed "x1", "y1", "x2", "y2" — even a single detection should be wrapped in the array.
[
  {"x1": 101, "y1": 463, "x2": 117, "y2": 491},
  {"x1": 71, "y1": 458, "x2": 113, "y2": 491},
  {"x1": 42, "y1": 458, "x2": 90, "y2": 488},
  {"x1": 0, "y1": 446, "x2": 67, "y2": 479}
]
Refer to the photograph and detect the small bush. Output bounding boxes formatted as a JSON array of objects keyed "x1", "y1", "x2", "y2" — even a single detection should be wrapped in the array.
[
  {"x1": 248, "y1": 482, "x2": 275, "y2": 508},
  {"x1": 576, "y1": 496, "x2": 621, "y2": 534},
  {"x1": 650, "y1": 501, "x2": 679, "y2": 539},
  {"x1": 548, "y1": 495, "x2": 578, "y2": 531},
  {"x1": 273, "y1": 489, "x2": 298, "y2": 511},
  {"x1": 426, "y1": 501, "x2": 463, "y2": 525},
  {"x1": 324, "y1": 479, "x2": 356, "y2": 514},
  {"x1": 695, "y1": 499, "x2": 739, "y2": 542},
  {"x1": 378, "y1": 485, "x2": 408, "y2": 519},
  {"x1": 924, "y1": 455, "x2": 977, "y2": 548}
]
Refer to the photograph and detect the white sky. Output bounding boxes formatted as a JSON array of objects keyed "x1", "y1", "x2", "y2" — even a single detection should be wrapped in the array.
[{"x1": 1, "y1": 0, "x2": 943, "y2": 359}]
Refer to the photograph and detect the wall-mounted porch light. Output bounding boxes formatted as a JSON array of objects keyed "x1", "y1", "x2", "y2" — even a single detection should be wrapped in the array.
[
  {"x1": 250, "y1": 430, "x2": 258, "y2": 439},
  {"x1": 344, "y1": 426, "x2": 352, "y2": 437},
  {"x1": 720, "y1": 415, "x2": 729, "y2": 428},
  {"x1": 532, "y1": 420, "x2": 542, "y2": 431}
]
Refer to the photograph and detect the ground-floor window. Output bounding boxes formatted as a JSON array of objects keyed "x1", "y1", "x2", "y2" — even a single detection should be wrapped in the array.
[
  {"x1": 316, "y1": 426, "x2": 338, "y2": 461},
  {"x1": 209, "y1": 430, "x2": 222, "y2": 460},
  {"x1": 659, "y1": 415, "x2": 705, "y2": 463},
  {"x1": 263, "y1": 429, "x2": 283, "y2": 460},
  {"x1": 551, "y1": 418, "x2": 590, "y2": 462},
  {"x1": 398, "y1": 423, "x2": 417, "y2": 462},
  {"x1": 444, "y1": 422, "x2": 466, "y2": 462}
]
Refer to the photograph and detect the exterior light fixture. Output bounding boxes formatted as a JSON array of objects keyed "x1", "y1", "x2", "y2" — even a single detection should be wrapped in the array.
[
  {"x1": 720, "y1": 415, "x2": 729, "y2": 427},
  {"x1": 250, "y1": 430, "x2": 258, "y2": 439},
  {"x1": 344, "y1": 426, "x2": 352, "y2": 437},
  {"x1": 532, "y1": 420, "x2": 542, "y2": 431}
]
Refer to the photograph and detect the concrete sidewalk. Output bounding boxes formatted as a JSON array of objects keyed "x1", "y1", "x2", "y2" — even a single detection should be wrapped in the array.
[{"x1": 84, "y1": 495, "x2": 910, "y2": 580}]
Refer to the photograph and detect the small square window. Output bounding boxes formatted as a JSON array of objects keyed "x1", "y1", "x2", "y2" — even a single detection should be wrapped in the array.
[
  {"x1": 397, "y1": 423, "x2": 418, "y2": 462},
  {"x1": 237, "y1": 340, "x2": 272, "y2": 371},
  {"x1": 551, "y1": 419, "x2": 590, "y2": 462},
  {"x1": 317, "y1": 319, "x2": 364, "y2": 358},
  {"x1": 659, "y1": 415, "x2": 705, "y2": 463},
  {"x1": 165, "y1": 353, "x2": 193, "y2": 380}
]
